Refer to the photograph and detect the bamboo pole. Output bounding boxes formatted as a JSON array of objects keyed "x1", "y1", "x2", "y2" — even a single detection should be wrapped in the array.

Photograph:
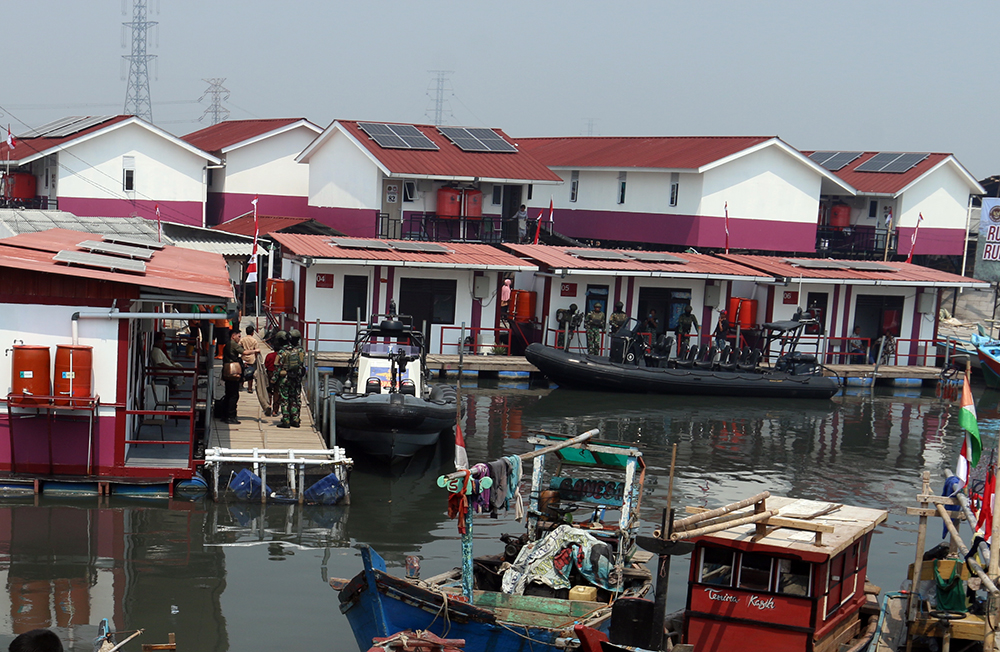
[
  {"x1": 673, "y1": 491, "x2": 771, "y2": 531},
  {"x1": 933, "y1": 503, "x2": 999, "y2": 594},
  {"x1": 988, "y1": 470, "x2": 1000, "y2": 651},
  {"x1": 440, "y1": 430, "x2": 598, "y2": 483},
  {"x1": 943, "y1": 467, "x2": 991, "y2": 566},
  {"x1": 670, "y1": 510, "x2": 778, "y2": 541},
  {"x1": 906, "y1": 472, "x2": 931, "y2": 652}
]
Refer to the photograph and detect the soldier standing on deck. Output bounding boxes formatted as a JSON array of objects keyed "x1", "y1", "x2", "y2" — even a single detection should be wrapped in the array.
[
  {"x1": 608, "y1": 301, "x2": 628, "y2": 334},
  {"x1": 675, "y1": 304, "x2": 700, "y2": 354},
  {"x1": 276, "y1": 328, "x2": 306, "y2": 428},
  {"x1": 585, "y1": 302, "x2": 606, "y2": 356}
]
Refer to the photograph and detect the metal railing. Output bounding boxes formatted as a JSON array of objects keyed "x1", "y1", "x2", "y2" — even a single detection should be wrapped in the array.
[
  {"x1": 439, "y1": 325, "x2": 512, "y2": 355},
  {"x1": 815, "y1": 225, "x2": 897, "y2": 258},
  {"x1": 378, "y1": 212, "x2": 554, "y2": 244},
  {"x1": 301, "y1": 319, "x2": 362, "y2": 353}
]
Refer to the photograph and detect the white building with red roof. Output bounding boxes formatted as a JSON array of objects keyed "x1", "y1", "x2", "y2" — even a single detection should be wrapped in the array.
[
  {"x1": 296, "y1": 120, "x2": 562, "y2": 239},
  {"x1": 516, "y1": 136, "x2": 856, "y2": 253},
  {"x1": 182, "y1": 118, "x2": 322, "y2": 226},
  {"x1": 0, "y1": 116, "x2": 219, "y2": 226},
  {"x1": 805, "y1": 151, "x2": 984, "y2": 258}
]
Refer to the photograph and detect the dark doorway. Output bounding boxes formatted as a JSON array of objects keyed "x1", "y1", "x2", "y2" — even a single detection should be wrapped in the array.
[
  {"x1": 586, "y1": 284, "x2": 609, "y2": 315},
  {"x1": 398, "y1": 278, "x2": 457, "y2": 350},
  {"x1": 637, "y1": 287, "x2": 692, "y2": 336},
  {"x1": 854, "y1": 294, "x2": 904, "y2": 341},
  {"x1": 805, "y1": 292, "x2": 828, "y2": 335},
  {"x1": 501, "y1": 185, "x2": 523, "y2": 241}
]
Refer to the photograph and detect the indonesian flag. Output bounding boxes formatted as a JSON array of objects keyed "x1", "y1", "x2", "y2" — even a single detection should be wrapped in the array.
[
  {"x1": 905, "y1": 213, "x2": 924, "y2": 264},
  {"x1": 977, "y1": 466, "x2": 995, "y2": 542},
  {"x1": 155, "y1": 204, "x2": 161, "y2": 243},
  {"x1": 454, "y1": 419, "x2": 468, "y2": 470},
  {"x1": 533, "y1": 198, "x2": 553, "y2": 245},
  {"x1": 884, "y1": 207, "x2": 893, "y2": 229},
  {"x1": 6, "y1": 125, "x2": 15, "y2": 150},
  {"x1": 246, "y1": 196, "x2": 259, "y2": 284},
  {"x1": 956, "y1": 369, "x2": 982, "y2": 486},
  {"x1": 724, "y1": 202, "x2": 730, "y2": 254}
]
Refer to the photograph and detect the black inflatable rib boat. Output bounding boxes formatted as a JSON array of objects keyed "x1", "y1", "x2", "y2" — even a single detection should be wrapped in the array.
[{"x1": 525, "y1": 318, "x2": 841, "y2": 400}]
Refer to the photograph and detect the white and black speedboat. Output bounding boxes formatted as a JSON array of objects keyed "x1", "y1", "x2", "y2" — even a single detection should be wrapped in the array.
[
  {"x1": 330, "y1": 311, "x2": 458, "y2": 461},
  {"x1": 526, "y1": 318, "x2": 841, "y2": 400}
]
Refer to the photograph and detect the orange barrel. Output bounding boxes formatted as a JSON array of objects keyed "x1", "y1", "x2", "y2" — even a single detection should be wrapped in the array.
[
  {"x1": 464, "y1": 189, "x2": 483, "y2": 217},
  {"x1": 11, "y1": 345, "x2": 50, "y2": 405},
  {"x1": 437, "y1": 187, "x2": 462, "y2": 218},
  {"x1": 54, "y1": 345, "x2": 93, "y2": 406},
  {"x1": 728, "y1": 296, "x2": 743, "y2": 323},
  {"x1": 738, "y1": 298, "x2": 758, "y2": 330},
  {"x1": 829, "y1": 203, "x2": 850, "y2": 228},
  {"x1": 515, "y1": 291, "x2": 537, "y2": 322},
  {"x1": 266, "y1": 278, "x2": 295, "y2": 313}
]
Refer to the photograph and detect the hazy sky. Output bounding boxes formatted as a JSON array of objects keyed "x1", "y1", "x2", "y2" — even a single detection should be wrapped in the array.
[{"x1": 3, "y1": 1, "x2": 996, "y2": 178}]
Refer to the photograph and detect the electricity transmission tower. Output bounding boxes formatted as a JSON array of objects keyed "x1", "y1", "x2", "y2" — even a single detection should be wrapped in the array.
[
  {"x1": 199, "y1": 78, "x2": 231, "y2": 125},
  {"x1": 425, "y1": 70, "x2": 454, "y2": 126},
  {"x1": 122, "y1": 0, "x2": 157, "y2": 122}
]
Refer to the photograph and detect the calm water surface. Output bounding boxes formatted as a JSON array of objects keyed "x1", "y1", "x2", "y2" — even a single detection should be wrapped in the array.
[{"x1": 1, "y1": 382, "x2": 998, "y2": 651}]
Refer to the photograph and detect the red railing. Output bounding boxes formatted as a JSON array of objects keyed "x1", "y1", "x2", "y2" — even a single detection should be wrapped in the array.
[
  {"x1": 439, "y1": 326, "x2": 512, "y2": 355},
  {"x1": 300, "y1": 320, "x2": 363, "y2": 352}
]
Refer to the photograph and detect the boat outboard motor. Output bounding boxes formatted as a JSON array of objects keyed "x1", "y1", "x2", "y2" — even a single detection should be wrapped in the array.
[
  {"x1": 555, "y1": 304, "x2": 582, "y2": 351},
  {"x1": 775, "y1": 351, "x2": 820, "y2": 376}
]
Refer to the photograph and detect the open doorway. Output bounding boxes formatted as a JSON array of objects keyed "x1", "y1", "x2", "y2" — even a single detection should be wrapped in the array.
[
  {"x1": 637, "y1": 287, "x2": 692, "y2": 337},
  {"x1": 853, "y1": 294, "x2": 904, "y2": 341},
  {"x1": 501, "y1": 186, "x2": 523, "y2": 242}
]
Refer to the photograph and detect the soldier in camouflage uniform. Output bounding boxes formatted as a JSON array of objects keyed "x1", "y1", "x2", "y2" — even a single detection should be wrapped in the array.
[
  {"x1": 608, "y1": 301, "x2": 628, "y2": 334},
  {"x1": 585, "y1": 302, "x2": 606, "y2": 356},
  {"x1": 675, "y1": 304, "x2": 700, "y2": 355},
  {"x1": 276, "y1": 329, "x2": 306, "y2": 428}
]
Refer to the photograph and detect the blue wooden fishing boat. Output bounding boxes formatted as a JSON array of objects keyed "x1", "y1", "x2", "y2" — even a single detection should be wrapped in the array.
[
  {"x1": 329, "y1": 430, "x2": 652, "y2": 652},
  {"x1": 972, "y1": 332, "x2": 1000, "y2": 388}
]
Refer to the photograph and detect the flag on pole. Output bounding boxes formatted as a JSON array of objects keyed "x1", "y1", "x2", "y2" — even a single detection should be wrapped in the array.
[
  {"x1": 724, "y1": 202, "x2": 730, "y2": 254},
  {"x1": 956, "y1": 369, "x2": 982, "y2": 486},
  {"x1": 884, "y1": 207, "x2": 893, "y2": 229},
  {"x1": 246, "y1": 196, "x2": 260, "y2": 284},
  {"x1": 533, "y1": 198, "x2": 554, "y2": 245},
  {"x1": 155, "y1": 204, "x2": 161, "y2": 243},
  {"x1": 454, "y1": 419, "x2": 469, "y2": 470},
  {"x1": 905, "y1": 213, "x2": 924, "y2": 264},
  {"x1": 6, "y1": 125, "x2": 16, "y2": 150},
  {"x1": 977, "y1": 466, "x2": 995, "y2": 542}
]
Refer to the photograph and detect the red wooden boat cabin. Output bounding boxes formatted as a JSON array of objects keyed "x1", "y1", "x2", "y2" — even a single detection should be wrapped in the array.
[{"x1": 683, "y1": 496, "x2": 887, "y2": 652}]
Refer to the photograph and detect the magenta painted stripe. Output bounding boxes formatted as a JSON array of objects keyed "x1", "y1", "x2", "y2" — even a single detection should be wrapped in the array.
[
  {"x1": 59, "y1": 197, "x2": 204, "y2": 227},
  {"x1": 309, "y1": 206, "x2": 380, "y2": 237},
  {"x1": 552, "y1": 209, "x2": 817, "y2": 252},
  {"x1": 895, "y1": 226, "x2": 964, "y2": 256},
  {"x1": 208, "y1": 192, "x2": 312, "y2": 226}
]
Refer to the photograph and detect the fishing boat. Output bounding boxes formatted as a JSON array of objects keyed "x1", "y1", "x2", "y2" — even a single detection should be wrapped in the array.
[
  {"x1": 331, "y1": 309, "x2": 458, "y2": 460},
  {"x1": 972, "y1": 332, "x2": 1000, "y2": 388},
  {"x1": 329, "y1": 429, "x2": 653, "y2": 652},
  {"x1": 525, "y1": 318, "x2": 841, "y2": 400}
]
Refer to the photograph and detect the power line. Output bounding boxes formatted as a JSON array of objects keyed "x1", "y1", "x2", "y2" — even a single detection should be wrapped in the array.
[{"x1": 121, "y1": 0, "x2": 158, "y2": 121}]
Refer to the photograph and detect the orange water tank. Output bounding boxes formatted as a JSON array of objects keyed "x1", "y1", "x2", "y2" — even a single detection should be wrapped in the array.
[
  {"x1": 437, "y1": 187, "x2": 462, "y2": 218},
  {"x1": 738, "y1": 299, "x2": 758, "y2": 330},
  {"x1": 11, "y1": 345, "x2": 50, "y2": 405},
  {"x1": 266, "y1": 278, "x2": 295, "y2": 314},
  {"x1": 54, "y1": 345, "x2": 93, "y2": 406},
  {"x1": 514, "y1": 291, "x2": 537, "y2": 322},
  {"x1": 3, "y1": 173, "x2": 36, "y2": 200},
  {"x1": 829, "y1": 203, "x2": 851, "y2": 228},
  {"x1": 464, "y1": 189, "x2": 483, "y2": 217},
  {"x1": 728, "y1": 297, "x2": 743, "y2": 322}
]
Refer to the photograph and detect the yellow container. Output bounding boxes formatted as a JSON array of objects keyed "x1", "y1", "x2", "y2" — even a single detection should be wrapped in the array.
[{"x1": 569, "y1": 585, "x2": 598, "y2": 601}]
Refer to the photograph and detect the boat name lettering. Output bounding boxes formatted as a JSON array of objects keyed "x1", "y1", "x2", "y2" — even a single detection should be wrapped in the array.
[
  {"x1": 747, "y1": 595, "x2": 775, "y2": 610},
  {"x1": 706, "y1": 589, "x2": 739, "y2": 603},
  {"x1": 557, "y1": 478, "x2": 625, "y2": 501}
]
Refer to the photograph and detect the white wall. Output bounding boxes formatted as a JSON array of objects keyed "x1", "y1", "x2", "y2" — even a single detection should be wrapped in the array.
[
  {"x1": 221, "y1": 126, "x2": 319, "y2": 197},
  {"x1": 307, "y1": 130, "x2": 381, "y2": 209},
  {"x1": 58, "y1": 122, "x2": 207, "y2": 203},
  {"x1": 0, "y1": 303, "x2": 120, "y2": 413},
  {"x1": 897, "y1": 162, "x2": 973, "y2": 232},
  {"x1": 701, "y1": 145, "x2": 822, "y2": 224}
]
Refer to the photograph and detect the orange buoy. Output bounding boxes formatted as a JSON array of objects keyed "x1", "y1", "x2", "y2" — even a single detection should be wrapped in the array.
[
  {"x1": 11, "y1": 346, "x2": 50, "y2": 406},
  {"x1": 54, "y1": 345, "x2": 93, "y2": 406}
]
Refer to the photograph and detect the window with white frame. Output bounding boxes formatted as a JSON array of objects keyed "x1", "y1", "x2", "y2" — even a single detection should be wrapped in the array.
[
  {"x1": 669, "y1": 172, "x2": 679, "y2": 207},
  {"x1": 492, "y1": 186, "x2": 502, "y2": 206},
  {"x1": 403, "y1": 181, "x2": 416, "y2": 202},
  {"x1": 617, "y1": 171, "x2": 627, "y2": 204},
  {"x1": 527, "y1": 184, "x2": 533, "y2": 200},
  {"x1": 570, "y1": 171, "x2": 579, "y2": 202},
  {"x1": 122, "y1": 156, "x2": 135, "y2": 192}
]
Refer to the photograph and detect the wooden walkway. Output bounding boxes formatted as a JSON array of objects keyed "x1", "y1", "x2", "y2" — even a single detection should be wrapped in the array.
[
  {"x1": 316, "y1": 352, "x2": 537, "y2": 373},
  {"x1": 823, "y1": 364, "x2": 942, "y2": 380}
]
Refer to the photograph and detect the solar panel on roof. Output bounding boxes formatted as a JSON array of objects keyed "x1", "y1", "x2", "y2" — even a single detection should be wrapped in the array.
[
  {"x1": 391, "y1": 241, "x2": 450, "y2": 253},
  {"x1": 437, "y1": 126, "x2": 515, "y2": 153},
  {"x1": 78, "y1": 240, "x2": 155, "y2": 260},
  {"x1": 567, "y1": 249, "x2": 630, "y2": 260},
  {"x1": 808, "y1": 152, "x2": 837, "y2": 165},
  {"x1": 21, "y1": 116, "x2": 83, "y2": 137},
  {"x1": 357, "y1": 122, "x2": 439, "y2": 150},
  {"x1": 45, "y1": 116, "x2": 114, "y2": 138},
  {"x1": 102, "y1": 234, "x2": 165, "y2": 249},
  {"x1": 626, "y1": 251, "x2": 687, "y2": 264},
  {"x1": 466, "y1": 128, "x2": 518, "y2": 152},
  {"x1": 784, "y1": 258, "x2": 849, "y2": 269},
  {"x1": 331, "y1": 238, "x2": 393, "y2": 250},
  {"x1": 879, "y1": 153, "x2": 928, "y2": 174},
  {"x1": 53, "y1": 250, "x2": 147, "y2": 274},
  {"x1": 855, "y1": 153, "x2": 903, "y2": 173},
  {"x1": 844, "y1": 261, "x2": 896, "y2": 272},
  {"x1": 820, "y1": 152, "x2": 863, "y2": 171}
]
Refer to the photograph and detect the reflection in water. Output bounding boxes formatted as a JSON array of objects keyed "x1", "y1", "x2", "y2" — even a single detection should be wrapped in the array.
[{"x1": 0, "y1": 384, "x2": 995, "y2": 651}]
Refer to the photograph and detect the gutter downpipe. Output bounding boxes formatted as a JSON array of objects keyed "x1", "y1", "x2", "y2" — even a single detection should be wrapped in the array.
[{"x1": 71, "y1": 310, "x2": 225, "y2": 345}]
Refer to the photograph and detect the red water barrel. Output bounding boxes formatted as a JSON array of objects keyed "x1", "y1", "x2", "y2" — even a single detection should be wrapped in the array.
[
  {"x1": 437, "y1": 187, "x2": 462, "y2": 218},
  {"x1": 464, "y1": 189, "x2": 483, "y2": 217},
  {"x1": 266, "y1": 279, "x2": 295, "y2": 314},
  {"x1": 514, "y1": 291, "x2": 536, "y2": 322},
  {"x1": 54, "y1": 345, "x2": 93, "y2": 406},
  {"x1": 728, "y1": 297, "x2": 743, "y2": 322},
  {"x1": 4, "y1": 173, "x2": 36, "y2": 200},
  {"x1": 738, "y1": 299, "x2": 757, "y2": 330},
  {"x1": 829, "y1": 203, "x2": 850, "y2": 228},
  {"x1": 11, "y1": 345, "x2": 50, "y2": 405}
]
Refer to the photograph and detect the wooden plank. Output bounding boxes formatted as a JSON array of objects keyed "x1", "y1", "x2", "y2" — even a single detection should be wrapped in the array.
[
  {"x1": 907, "y1": 559, "x2": 971, "y2": 582},
  {"x1": 910, "y1": 614, "x2": 988, "y2": 640}
]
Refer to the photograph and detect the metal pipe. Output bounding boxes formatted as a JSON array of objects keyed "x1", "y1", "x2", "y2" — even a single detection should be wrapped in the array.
[
  {"x1": 934, "y1": 502, "x2": 999, "y2": 594},
  {"x1": 72, "y1": 310, "x2": 224, "y2": 345}
]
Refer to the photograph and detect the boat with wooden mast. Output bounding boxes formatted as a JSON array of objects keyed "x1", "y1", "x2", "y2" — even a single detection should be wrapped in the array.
[{"x1": 328, "y1": 429, "x2": 653, "y2": 652}]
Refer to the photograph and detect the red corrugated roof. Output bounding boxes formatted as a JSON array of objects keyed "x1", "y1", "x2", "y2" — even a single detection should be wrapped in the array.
[
  {"x1": 516, "y1": 136, "x2": 775, "y2": 169},
  {"x1": 0, "y1": 116, "x2": 132, "y2": 163},
  {"x1": 182, "y1": 118, "x2": 312, "y2": 154},
  {"x1": 721, "y1": 253, "x2": 986, "y2": 286},
  {"x1": 505, "y1": 244, "x2": 768, "y2": 278},
  {"x1": 802, "y1": 151, "x2": 952, "y2": 195},
  {"x1": 335, "y1": 121, "x2": 562, "y2": 183},
  {"x1": 214, "y1": 215, "x2": 312, "y2": 237},
  {"x1": 0, "y1": 229, "x2": 233, "y2": 298},
  {"x1": 272, "y1": 233, "x2": 536, "y2": 270}
]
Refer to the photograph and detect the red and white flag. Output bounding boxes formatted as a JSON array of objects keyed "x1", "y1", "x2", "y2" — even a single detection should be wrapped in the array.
[
  {"x1": 454, "y1": 420, "x2": 469, "y2": 470},
  {"x1": 246, "y1": 196, "x2": 259, "y2": 284},
  {"x1": 155, "y1": 204, "x2": 161, "y2": 243},
  {"x1": 724, "y1": 202, "x2": 730, "y2": 254},
  {"x1": 905, "y1": 213, "x2": 924, "y2": 264},
  {"x1": 6, "y1": 125, "x2": 16, "y2": 150},
  {"x1": 533, "y1": 198, "x2": 554, "y2": 245},
  {"x1": 977, "y1": 466, "x2": 996, "y2": 542}
]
